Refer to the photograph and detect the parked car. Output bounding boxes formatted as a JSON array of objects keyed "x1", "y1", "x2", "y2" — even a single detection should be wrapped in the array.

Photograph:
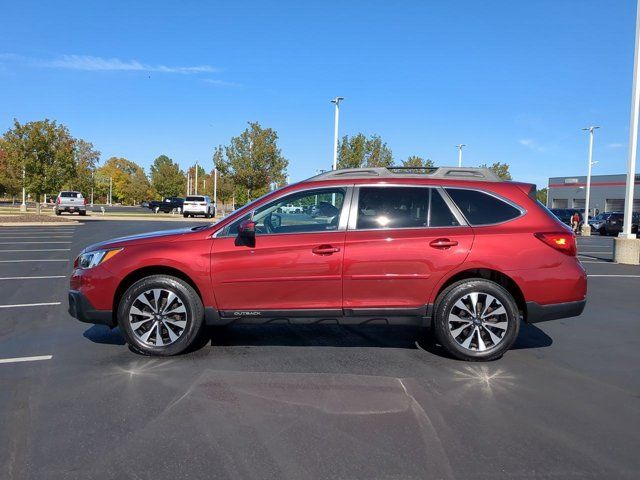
[
  {"x1": 588, "y1": 212, "x2": 607, "y2": 234},
  {"x1": 278, "y1": 203, "x2": 303, "y2": 214},
  {"x1": 595, "y1": 212, "x2": 640, "y2": 236},
  {"x1": 182, "y1": 195, "x2": 215, "y2": 218},
  {"x1": 55, "y1": 191, "x2": 87, "y2": 216},
  {"x1": 550, "y1": 208, "x2": 583, "y2": 229},
  {"x1": 69, "y1": 166, "x2": 587, "y2": 361},
  {"x1": 148, "y1": 197, "x2": 184, "y2": 213}
]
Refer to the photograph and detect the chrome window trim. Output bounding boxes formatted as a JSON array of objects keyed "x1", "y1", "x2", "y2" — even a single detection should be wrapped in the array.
[
  {"x1": 347, "y1": 184, "x2": 469, "y2": 231},
  {"x1": 214, "y1": 185, "x2": 354, "y2": 238},
  {"x1": 441, "y1": 186, "x2": 527, "y2": 227}
]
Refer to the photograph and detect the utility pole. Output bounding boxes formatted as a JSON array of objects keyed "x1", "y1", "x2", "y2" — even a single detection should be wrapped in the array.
[
  {"x1": 456, "y1": 144, "x2": 466, "y2": 167},
  {"x1": 90, "y1": 169, "x2": 94, "y2": 206},
  {"x1": 331, "y1": 97, "x2": 344, "y2": 170},
  {"x1": 213, "y1": 168, "x2": 218, "y2": 217},
  {"x1": 108, "y1": 176, "x2": 113, "y2": 206},
  {"x1": 581, "y1": 126, "x2": 600, "y2": 236},
  {"x1": 195, "y1": 162, "x2": 199, "y2": 195}
]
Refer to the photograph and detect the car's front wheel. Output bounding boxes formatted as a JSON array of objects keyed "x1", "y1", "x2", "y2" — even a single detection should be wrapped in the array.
[
  {"x1": 117, "y1": 275, "x2": 204, "y2": 356},
  {"x1": 433, "y1": 279, "x2": 520, "y2": 361}
]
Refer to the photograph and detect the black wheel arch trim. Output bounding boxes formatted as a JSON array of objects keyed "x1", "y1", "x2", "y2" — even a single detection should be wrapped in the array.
[{"x1": 525, "y1": 299, "x2": 586, "y2": 323}]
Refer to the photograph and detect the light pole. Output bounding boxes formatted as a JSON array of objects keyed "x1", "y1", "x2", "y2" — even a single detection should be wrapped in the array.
[
  {"x1": 621, "y1": 0, "x2": 640, "y2": 240},
  {"x1": 213, "y1": 168, "x2": 218, "y2": 217},
  {"x1": 20, "y1": 166, "x2": 26, "y2": 212},
  {"x1": 581, "y1": 126, "x2": 600, "y2": 236},
  {"x1": 331, "y1": 97, "x2": 344, "y2": 170},
  {"x1": 108, "y1": 176, "x2": 113, "y2": 206},
  {"x1": 456, "y1": 144, "x2": 466, "y2": 167},
  {"x1": 194, "y1": 162, "x2": 199, "y2": 195}
]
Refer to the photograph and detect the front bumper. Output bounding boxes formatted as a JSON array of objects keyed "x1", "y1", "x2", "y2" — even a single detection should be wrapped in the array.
[
  {"x1": 526, "y1": 299, "x2": 586, "y2": 323},
  {"x1": 68, "y1": 290, "x2": 115, "y2": 327}
]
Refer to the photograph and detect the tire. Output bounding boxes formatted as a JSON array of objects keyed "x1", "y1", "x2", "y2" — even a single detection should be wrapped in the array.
[
  {"x1": 598, "y1": 227, "x2": 606, "y2": 236},
  {"x1": 433, "y1": 279, "x2": 520, "y2": 361},
  {"x1": 183, "y1": 213, "x2": 188, "y2": 218},
  {"x1": 79, "y1": 210, "x2": 86, "y2": 216},
  {"x1": 55, "y1": 209, "x2": 61, "y2": 216},
  {"x1": 117, "y1": 275, "x2": 204, "y2": 356}
]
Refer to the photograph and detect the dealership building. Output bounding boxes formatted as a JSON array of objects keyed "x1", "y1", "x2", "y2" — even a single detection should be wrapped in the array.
[{"x1": 547, "y1": 173, "x2": 640, "y2": 215}]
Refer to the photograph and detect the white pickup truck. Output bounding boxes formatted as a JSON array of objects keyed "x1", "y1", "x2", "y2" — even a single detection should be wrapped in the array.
[{"x1": 55, "y1": 191, "x2": 87, "y2": 216}]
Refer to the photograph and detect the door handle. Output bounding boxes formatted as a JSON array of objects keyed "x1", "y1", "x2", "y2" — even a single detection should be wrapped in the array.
[
  {"x1": 429, "y1": 238, "x2": 458, "y2": 249},
  {"x1": 312, "y1": 245, "x2": 341, "y2": 255}
]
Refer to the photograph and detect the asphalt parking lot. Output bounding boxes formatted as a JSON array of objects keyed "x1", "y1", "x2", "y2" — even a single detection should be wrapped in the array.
[{"x1": 1, "y1": 222, "x2": 639, "y2": 480}]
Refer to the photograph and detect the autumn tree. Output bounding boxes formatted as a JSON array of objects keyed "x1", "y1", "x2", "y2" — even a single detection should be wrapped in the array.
[
  {"x1": 213, "y1": 122, "x2": 288, "y2": 201},
  {"x1": 480, "y1": 162, "x2": 512, "y2": 180},
  {"x1": 66, "y1": 139, "x2": 100, "y2": 197},
  {"x1": 337, "y1": 133, "x2": 393, "y2": 169},
  {"x1": 536, "y1": 187, "x2": 548, "y2": 205},
  {"x1": 401, "y1": 156, "x2": 434, "y2": 172},
  {"x1": 151, "y1": 155, "x2": 185, "y2": 198},
  {"x1": 1, "y1": 119, "x2": 76, "y2": 212},
  {"x1": 97, "y1": 157, "x2": 152, "y2": 205}
]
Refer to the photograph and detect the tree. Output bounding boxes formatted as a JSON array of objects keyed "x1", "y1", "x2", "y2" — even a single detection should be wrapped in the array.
[
  {"x1": 67, "y1": 139, "x2": 100, "y2": 198},
  {"x1": 401, "y1": 156, "x2": 434, "y2": 172},
  {"x1": 0, "y1": 143, "x2": 21, "y2": 200},
  {"x1": 214, "y1": 122, "x2": 288, "y2": 201},
  {"x1": 97, "y1": 157, "x2": 152, "y2": 205},
  {"x1": 151, "y1": 155, "x2": 186, "y2": 199},
  {"x1": 480, "y1": 162, "x2": 512, "y2": 180},
  {"x1": 1, "y1": 119, "x2": 76, "y2": 212},
  {"x1": 337, "y1": 133, "x2": 393, "y2": 169},
  {"x1": 536, "y1": 187, "x2": 548, "y2": 205}
]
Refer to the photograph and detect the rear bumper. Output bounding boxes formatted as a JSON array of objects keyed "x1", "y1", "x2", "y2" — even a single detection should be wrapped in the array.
[
  {"x1": 526, "y1": 299, "x2": 586, "y2": 323},
  {"x1": 57, "y1": 206, "x2": 86, "y2": 211},
  {"x1": 68, "y1": 290, "x2": 115, "y2": 327}
]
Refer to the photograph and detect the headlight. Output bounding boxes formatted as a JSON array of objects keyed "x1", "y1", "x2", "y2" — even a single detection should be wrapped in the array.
[{"x1": 75, "y1": 248, "x2": 123, "y2": 269}]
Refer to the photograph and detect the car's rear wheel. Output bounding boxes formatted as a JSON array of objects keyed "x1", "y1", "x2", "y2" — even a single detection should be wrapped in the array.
[
  {"x1": 433, "y1": 279, "x2": 520, "y2": 361},
  {"x1": 118, "y1": 275, "x2": 204, "y2": 356}
]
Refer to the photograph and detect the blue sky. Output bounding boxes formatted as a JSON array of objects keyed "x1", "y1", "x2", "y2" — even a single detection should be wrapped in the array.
[{"x1": 0, "y1": 0, "x2": 637, "y2": 187}]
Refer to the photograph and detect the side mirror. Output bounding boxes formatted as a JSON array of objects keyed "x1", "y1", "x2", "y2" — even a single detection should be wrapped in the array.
[{"x1": 236, "y1": 219, "x2": 256, "y2": 247}]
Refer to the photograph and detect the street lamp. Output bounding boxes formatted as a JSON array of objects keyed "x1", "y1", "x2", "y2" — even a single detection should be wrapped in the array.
[
  {"x1": 20, "y1": 165, "x2": 26, "y2": 212},
  {"x1": 456, "y1": 144, "x2": 466, "y2": 167},
  {"x1": 581, "y1": 126, "x2": 600, "y2": 236},
  {"x1": 330, "y1": 97, "x2": 344, "y2": 171},
  {"x1": 213, "y1": 167, "x2": 218, "y2": 217}
]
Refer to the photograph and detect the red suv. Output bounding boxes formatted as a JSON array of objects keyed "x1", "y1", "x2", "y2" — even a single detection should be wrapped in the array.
[{"x1": 69, "y1": 167, "x2": 587, "y2": 361}]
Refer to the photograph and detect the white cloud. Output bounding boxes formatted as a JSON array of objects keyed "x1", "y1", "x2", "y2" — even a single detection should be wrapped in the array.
[
  {"x1": 607, "y1": 143, "x2": 624, "y2": 149},
  {"x1": 1, "y1": 53, "x2": 218, "y2": 74},
  {"x1": 518, "y1": 138, "x2": 547, "y2": 152},
  {"x1": 203, "y1": 78, "x2": 241, "y2": 87}
]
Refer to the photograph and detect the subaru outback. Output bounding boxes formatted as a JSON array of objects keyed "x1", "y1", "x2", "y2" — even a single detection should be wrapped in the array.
[{"x1": 68, "y1": 167, "x2": 587, "y2": 361}]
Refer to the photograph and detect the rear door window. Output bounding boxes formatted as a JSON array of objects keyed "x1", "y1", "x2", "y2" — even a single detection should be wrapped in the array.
[
  {"x1": 445, "y1": 188, "x2": 522, "y2": 225},
  {"x1": 186, "y1": 196, "x2": 205, "y2": 202},
  {"x1": 355, "y1": 187, "x2": 459, "y2": 230}
]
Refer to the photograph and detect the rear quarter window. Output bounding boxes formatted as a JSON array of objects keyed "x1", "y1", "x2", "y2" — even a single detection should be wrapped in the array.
[{"x1": 445, "y1": 188, "x2": 522, "y2": 225}]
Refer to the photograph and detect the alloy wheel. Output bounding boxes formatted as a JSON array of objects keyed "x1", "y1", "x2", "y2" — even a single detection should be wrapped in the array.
[
  {"x1": 447, "y1": 292, "x2": 509, "y2": 352},
  {"x1": 129, "y1": 288, "x2": 188, "y2": 347}
]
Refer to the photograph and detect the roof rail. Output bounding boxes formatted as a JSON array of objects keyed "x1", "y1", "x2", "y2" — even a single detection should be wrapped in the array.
[{"x1": 310, "y1": 166, "x2": 502, "y2": 182}]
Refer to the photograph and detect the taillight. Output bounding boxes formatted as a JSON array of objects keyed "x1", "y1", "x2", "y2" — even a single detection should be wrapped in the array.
[
  {"x1": 534, "y1": 232, "x2": 576, "y2": 256},
  {"x1": 56, "y1": 197, "x2": 61, "y2": 204},
  {"x1": 83, "y1": 198, "x2": 87, "y2": 205}
]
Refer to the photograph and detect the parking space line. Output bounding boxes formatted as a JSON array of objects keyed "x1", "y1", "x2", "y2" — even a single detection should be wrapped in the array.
[
  {"x1": 0, "y1": 302, "x2": 61, "y2": 308},
  {"x1": 578, "y1": 251, "x2": 613, "y2": 254},
  {"x1": 588, "y1": 274, "x2": 640, "y2": 278},
  {"x1": 0, "y1": 241, "x2": 72, "y2": 244},
  {"x1": 0, "y1": 355, "x2": 53, "y2": 364},
  {"x1": 0, "y1": 259, "x2": 68, "y2": 263},
  {"x1": 0, "y1": 276, "x2": 66, "y2": 280},
  {"x1": 0, "y1": 236, "x2": 73, "y2": 239},
  {"x1": 0, "y1": 249, "x2": 71, "y2": 252}
]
